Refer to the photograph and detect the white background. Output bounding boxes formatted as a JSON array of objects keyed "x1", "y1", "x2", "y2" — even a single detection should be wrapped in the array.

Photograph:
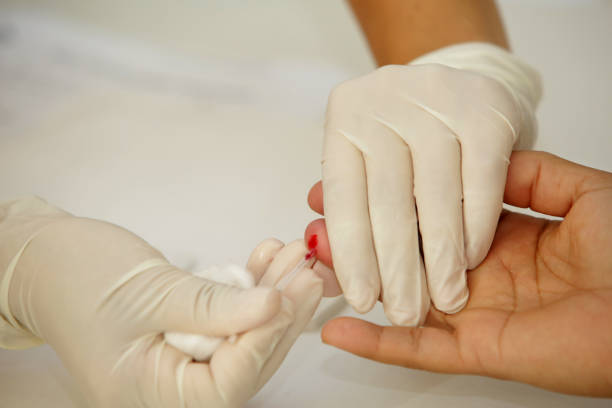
[{"x1": 0, "y1": 1, "x2": 611, "y2": 406}]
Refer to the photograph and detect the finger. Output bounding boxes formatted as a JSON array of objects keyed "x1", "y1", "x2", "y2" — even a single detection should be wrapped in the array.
[
  {"x1": 460, "y1": 116, "x2": 514, "y2": 269},
  {"x1": 144, "y1": 265, "x2": 282, "y2": 337},
  {"x1": 410, "y1": 129, "x2": 468, "y2": 314},
  {"x1": 504, "y1": 151, "x2": 612, "y2": 217},
  {"x1": 258, "y1": 240, "x2": 308, "y2": 287},
  {"x1": 304, "y1": 221, "x2": 342, "y2": 297},
  {"x1": 308, "y1": 181, "x2": 324, "y2": 215},
  {"x1": 207, "y1": 296, "x2": 294, "y2": 406},
  {"x1": 137, "y1": 334, "x2": 220, "y2": 407},
  {"x1": 323, "y1": 121, "x2": 380, "y2": 314},
  {"x1": 256, "y1": 268, "x2": 324, "y2": 390},
  {"x1": 363, "y1": 119, "x2": 429, "y2": 326},
  {"x1": 321, "y1": 317, "x2": 470, "y2": 374},
  {"x1": 246, "y1": 238, "x2": 285, "y2": 283},
  {"x1": 312, "y1": 261, "x2": 342, "y2": 297},
  {"x1": 304, "y1": 219, "x2": 332, "y2": 268}
]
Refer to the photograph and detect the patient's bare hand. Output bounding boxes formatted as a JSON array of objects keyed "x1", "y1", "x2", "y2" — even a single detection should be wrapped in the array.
[{"x1": 306, "y1": 151, "x2": 612, "y2": 397}]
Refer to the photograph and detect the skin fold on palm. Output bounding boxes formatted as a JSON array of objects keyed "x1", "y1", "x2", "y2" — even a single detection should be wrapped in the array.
[{"x1": 305, "y1": 151, "x2": 612, "y2": 397}]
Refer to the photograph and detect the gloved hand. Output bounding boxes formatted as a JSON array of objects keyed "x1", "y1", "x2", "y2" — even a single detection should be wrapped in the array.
[
  {"x1": 0, "y1": 197, "x2": 323, "y2": 407},
  {"x1": 319, "y1": 42, "x2": 541, "y2": 325},
  {"x1": 164, "y1": 264, "x2": 259, "y2": 362},
  {"x1": 320, "y1": 151, "x2": 612, "y2": 397}
]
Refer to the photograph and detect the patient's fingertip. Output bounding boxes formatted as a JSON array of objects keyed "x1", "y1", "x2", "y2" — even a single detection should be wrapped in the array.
[
  {"x1": 308, "y1": 181, "x2": 324, "y2": 214},
  {"x1": 321, "y1": 317, "x2": 358, "y2": 346},
  {"x1": 304, "y1": 219, "x2": 333, "y2": 268}
]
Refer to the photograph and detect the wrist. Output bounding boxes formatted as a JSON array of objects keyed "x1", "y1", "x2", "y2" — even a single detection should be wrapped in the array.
[
  {"x1": 7, "y1": 217, "x2": 166, "y2": 347},
  {"x1": 409, "y1": 42, "x2": 542, "y2": 149},
  {"x1": 0, "y1": 196, "x2": 70, "y2": 348}
]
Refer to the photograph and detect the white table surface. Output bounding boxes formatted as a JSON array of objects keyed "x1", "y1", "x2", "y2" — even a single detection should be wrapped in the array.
[{"x1": 1, "y1": 2, "x2": 611, "y2": 407}]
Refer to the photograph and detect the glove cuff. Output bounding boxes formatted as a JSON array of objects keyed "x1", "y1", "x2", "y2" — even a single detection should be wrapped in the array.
[
  {"x1": 409, "y1": 42, "x2": 542, "y2": 149},
  {"x1": 0, "y1": 196, "x2": 70, "y2": 349}
]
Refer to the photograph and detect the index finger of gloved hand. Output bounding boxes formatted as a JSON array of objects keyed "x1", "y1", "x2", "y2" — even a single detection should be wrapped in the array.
[
  {"x1": 258, "y1": 240, "x2": 308, "y2": 287},
  {"x1": 246, "y1": 238, "x2": 285, "y2": 283},
  {"x1": 460, "y1": 120, "x2": 514, "y2": 270},
  {"x1": 412, "y1": 130, "x2": 468, "y2": 314},
  {"x1": 204, "y1": 297, "x2": 294, "y2": 406},
  {"x1": 256, "y1": 267, "x2": 324, "y2": 390},
  {"x1": 307, "y1": 181, "x2": 324, "y2": 215},
  {"x1": 143, "y1": 266, "x2": 282, "y2": 337},
  {"x1": 322, "y1": 128, "x2": 380, "y2": 314}
]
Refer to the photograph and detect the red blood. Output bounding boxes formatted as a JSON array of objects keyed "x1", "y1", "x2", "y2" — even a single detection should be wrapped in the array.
[
  {"x1": 307, "y1": 234, "x2": 318, "y2": 250},
  {"x1": 305, "y1": 249, "x2": 316, "y2": 260},
  {"x1": 305, "y1": 234, "x2": 318, "y2": 260}
]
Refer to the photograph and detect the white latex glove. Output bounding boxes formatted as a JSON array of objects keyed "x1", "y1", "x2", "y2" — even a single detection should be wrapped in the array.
[
  {"x1": 165, "y1": 264, "x2": 257, "y2": 362},
  {"x1": 165, "y1": 251, "x2": 317, "y2": 362},
  {"x1": 322, "y1": 42, "x2": 541, "y2": 325},
  {"x1": 0, "y1": 197, "x2": 323, "y2": 407}
]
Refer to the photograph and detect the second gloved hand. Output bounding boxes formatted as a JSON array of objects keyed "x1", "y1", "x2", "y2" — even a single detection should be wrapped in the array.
[
  {"x1": 319, "y1": 42, "x2": 541, "y2": 325},
  {"x1": 0, "y1": 197, "x2": 323, "y2": 407}
]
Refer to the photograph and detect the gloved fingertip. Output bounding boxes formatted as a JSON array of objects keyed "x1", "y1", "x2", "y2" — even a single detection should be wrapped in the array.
[
  {"x1": 384, "y1": 307, "x2": 426, "y2": 327},
  {"x1": 464, "y1": 215, "x2": 498, "y2": 270},
  {"x1": 345, "y1": 290, "x2": 377, "y2": 314},
  {"x1": 433, "y1": 285, "x2": 469, "y2": 315},
  {"x1": 467, "y1": 254, "x2": 487, "y2": 271},
  {"x1": 466, "y1": 242, "x2": 489, "y2": 270},
  {"x1": 443, "y1": 289, "x2": 469, "y2": 314},
  {"x1": 247, "y1": 238, "x2": 285, "y2": 282}
]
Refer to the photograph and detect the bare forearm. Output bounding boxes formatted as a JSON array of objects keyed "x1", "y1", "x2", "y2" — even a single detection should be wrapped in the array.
[{"x1": 348, "y1": 0, "x2": 509, "y2": 65}]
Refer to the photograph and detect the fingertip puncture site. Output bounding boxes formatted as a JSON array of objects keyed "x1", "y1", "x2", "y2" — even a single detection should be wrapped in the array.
[{"x1": 305, "y1": 234, "x2": 318, "y2": 260}]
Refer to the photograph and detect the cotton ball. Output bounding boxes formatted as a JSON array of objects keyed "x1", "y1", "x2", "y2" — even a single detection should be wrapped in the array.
[{"x1": 165, "y1": 264, "x2": 255, "y2": 361}]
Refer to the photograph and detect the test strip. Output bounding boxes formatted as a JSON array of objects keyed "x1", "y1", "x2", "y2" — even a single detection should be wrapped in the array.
[{"x1": 275, "y1": 249, "x2": 316, "y2": 290}]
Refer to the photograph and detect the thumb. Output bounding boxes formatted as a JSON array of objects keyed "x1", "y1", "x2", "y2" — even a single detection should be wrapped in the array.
[
  {"x1": 132, "y1": 263, "x2": 283, "y2": 336},
  {"x1": 321, "y1": 317, "x2": 471, "y2": 374},
  {"x1": 504, "y1": 151, "x2": 610, "y2": 217}
]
